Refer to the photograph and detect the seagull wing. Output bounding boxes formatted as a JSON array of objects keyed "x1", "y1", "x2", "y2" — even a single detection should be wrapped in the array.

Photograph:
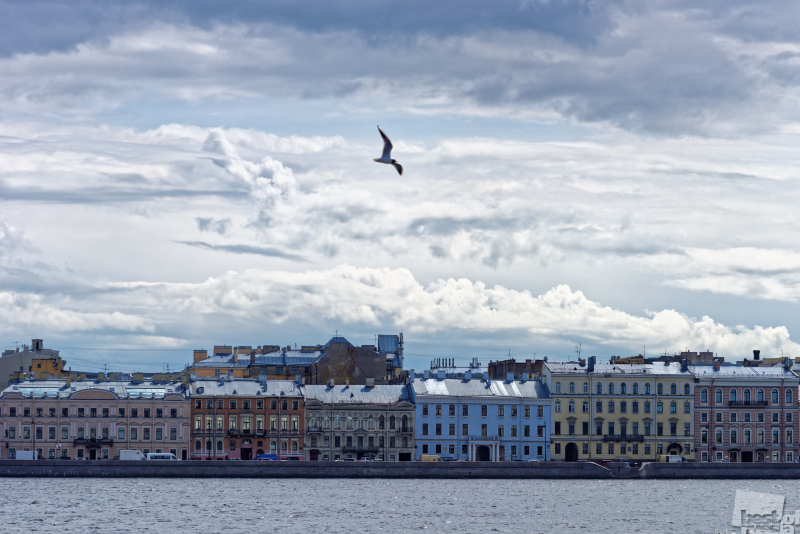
[
  {"x1": 392, "y1": 162, "x2": 403, "y2": 176},
  {"x1": 378, "y1": 125, "x2": 393, "y2": 159}
]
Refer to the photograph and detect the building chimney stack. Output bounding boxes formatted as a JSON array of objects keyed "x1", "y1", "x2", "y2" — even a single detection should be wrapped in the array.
[{"x1": 753, "y1": 349, "x2": 761, "y2": 360}]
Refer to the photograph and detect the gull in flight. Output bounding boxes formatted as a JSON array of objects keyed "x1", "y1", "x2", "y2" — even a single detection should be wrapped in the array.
[{"x1": 374, "y1": 126, "x2": 403, "y2": 175}]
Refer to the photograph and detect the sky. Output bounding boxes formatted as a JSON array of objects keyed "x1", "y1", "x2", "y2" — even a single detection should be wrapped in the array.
[{"x1": 2, "y1": 0, "x2": 800, "y2": 372}]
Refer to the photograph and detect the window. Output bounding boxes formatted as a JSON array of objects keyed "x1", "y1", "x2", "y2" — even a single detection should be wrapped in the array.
[
  {"x1": 555, "y1": 401, "x2": 561, "y2": 413},
  {"x1": 555, "y1": 443, "x2": 561, "y2": 455},
  {"x1": 608, "y1": 443, "x2": 614, "y2": 454},
  {"x1": 596, "y1": 442, "x2": 602, "y2": 455},
  {"x1": 582, "y1": 401, "x2": 589, "y2": 413},
  {"x1": 481, "y1": 424, "x2": 487, "y2": 437},
  {"x1": 568, "y1": 401, "x2": 575, "y2": 413},
  {"x1": 511, "y1": 425, "x2": 518, "y2": 437},
  {"x1": 787, "y1": 390, "x2": 793, "y2": 405},
  {"x1": 581, "y1": 422, "x2": 588, "y2": 436},
  {"x1": 670, "y1": 422, "x2": 677, "y2": 436},
  {"x1": 633, "y1": 383, "x2": 639, "y2": 394},
  {"x1": 788, "y1": 430, "x2": 794, "y2": 444},
  {"x1": 524, "y1": 406, "x2": 531, "y2": 417},
  {"x1": 608, "y1": 422, "x2": 615, "y2": 435},
  {"x1": 701, "y1": 428, "x2": 708, "y2": 444},
  {"x1": 596, "y1": 383, "x2": 602, "y2": 394},
  {"x1": 555, "y1": 382, "x2": 561, "y2": 394},
  {"x1": 131, "y1": 408, "x2": 138, "y2": 418},
  {"x1": 498, "y1": 425, "x2": 505, "y2": 437},
  {"x1": 462, "y1": 424, "x2": 468, "y2": 436},
  {"x1": 449, "y1": 423, "x2": 455, "y2": 436},
  {"x1": 422, "y1": 423, "x2": 428, "y2": 436},
  {"x1": 170, "y1": 428, "x2": 177, "y2": 440},
  {"x1": 644, "y1": 423, "x2": 651, "y2": 435},
  {"x1": 596, "y1": 422, "x2": 603, "y2": 436},
  {"x1": 525, "y1": 445, "x2": 531, "y2": 456},
  {"x1": 645, "y1": 443, "x2": 651, "y2": 455},
  {"x1": 701, "y1": 389, "x2": 708, "y2": 403},
  {"x1": 229, "y1": 400, "x2": 236, "y2": 410},
  {"x1": 644, "y1": 401, "x2": 651, "y2": 413},
  {"x1": 632, "y1": 401, "x2": 639, "y2": 414},
  {"x1": 730, "y1": 429, "x2": 737, "y2": 444},
  {"x1": 462, "y1": 405, "x2": 469, "y2": 416},
  {"x1": 449, "y1": 404, "x2": 455, "y2": 417},
  {"x1": 511, "y1": 406, "x2": 517, "y2": 417},
  {"x1": 90, "y1": 408, "x2": 97, "y2": 417},
  {"x1": 36, "y1": 427, "x2": 43, "y2": 440},
  {"x1": 608, "y1": 383, "x2": 614, "y2": 395},
  {"x1": 657, "y1": 423, "x2": 663, "y2": 436},
  {"x1": 670, "y1": 402, "x2": 677, "y2": 414},
  {"x1": 656, "y1": 402, "x2": 663, "y2": 413},
  {"x1": 684, "y1": 383, "x2": 690, "y2": 395},
  {"x1": 744, "y1": 389, "x2": 751, "y2": 402},
  {"x1": 554, "y1": 422, "x2": 561, "y2": 435},
  {"x1": 621, "y1": 383, "x2": 627, "y2": 394},
  {"x1": 730, "y1": 389, "x2": 737, "y2": 403},
  {"x1": 608, "y1": 401, "x2": 614, "y2": 413},
  {"x1": 256, "y1": 400, "x2": 264, "y2": 410},
  {"x1": 537, "y1": 406, "x2": 543, "y2": 418},
  {"x1": 156, "y1": 428, "x2": 163, "y2": 440},
  {"x1": 716, "y1": 412, "x2": 723, "y2": 423},
  {"x1": 632, "y1": 443, "x2": 638, "y2": 455},
  {"x1": 155, "y1": 409, "x2": 163, "y2": 418},
  {"x1": 435, "y1": 404, "x2": 442, "y2": 416},
  {"x1": 481, "y1": 405, "x2": 488, "y2": 417},
  {"x1": 645, "y1": 383, "x2": 651, "y2": 394},
  {"x1": 620, "y1": 401, "x2": 627, "y2": 413},
  {"x1": 716, "y1": 428, "x2": 723, "y2": 444},
  {"x1": 143, "y1": 408, "x2": 151, "y2": 418},
  {"x1": 538, "y1": 425, "x2": 545, "y2": 437},
  {"x1": 422, "y1": 404, "x2": 428, "y2": 416},
  {"x1": 632, "y1": 422, "x2": 639, "y2": 435},
  {"x1": 772, "y1": 389, "x2": 779, "y2": 404},
  {"x1": 61, "y1": 427, "x2": 68, "y2": 440},
  {"x1": 657, "y1": 384, "x2": 663, "y2": 395},
  {"x1": 569, "y1": 382, "x2": 575, "y2": 394},
  {"x1": 788, "y1": 413, "x2": 794, "y2": 423},
  {"x1": 143, "y1": 428, "x2": 150, "y2": 440},
  {"x1": 684, "y1": 402, "x2": 691, "y2": 414},
  {"x1": 498, "y1": 405, "x2": 505, "y2": 417},
  {"x1": 435, "y1": 423, "x2": 442, "y2": 436},
  {"x1": 583, "y1": 382, "x2": 589, "y2": 393},
  {"x1": 243, "y1": 400, "x2": 250, "y2": 410},
  {"x1": 24, "y1": 407, "x2": 31, "y2": 417},
  {"x1": 596, "y1": 401, "x2": 602, "y2": 413},
  {"x1": 670, "y1": 383, "x2": 677, "y2": 395}
]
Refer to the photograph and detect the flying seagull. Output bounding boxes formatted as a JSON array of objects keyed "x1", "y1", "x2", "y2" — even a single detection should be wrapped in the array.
[{"x1": 374, "y1": 126, "x2": 403, "y2": 175}]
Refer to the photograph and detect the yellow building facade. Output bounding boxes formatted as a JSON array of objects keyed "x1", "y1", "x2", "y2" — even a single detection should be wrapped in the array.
[{"x1": 543, "y1": 359, "x2": 694, "y2": 462}]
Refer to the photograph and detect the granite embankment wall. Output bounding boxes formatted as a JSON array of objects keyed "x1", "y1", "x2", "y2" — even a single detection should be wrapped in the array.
[
  {"x1": 0, "y1": 460, "x2": 609, "y2": 479},
  {"x1": 2, "y1": 460, "x2": 800, "y2": 479}
]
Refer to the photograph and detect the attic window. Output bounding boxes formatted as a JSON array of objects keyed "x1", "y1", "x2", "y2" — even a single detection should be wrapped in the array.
[
  {"x1": 232, "y1": 390, "x2": 237, "y2": 394},
  {"x1": 109, "y1": 388, "x2": 115, "y2": 392},
  {"x1": 71, "y1": 387, "x2": 76, "y2": 391},
  {"x1": 11, "y1": 386, "x2": 17, "y2": 390},
  {"x1": 167, "y1": 389, "x2": 173, "y2": 392}
]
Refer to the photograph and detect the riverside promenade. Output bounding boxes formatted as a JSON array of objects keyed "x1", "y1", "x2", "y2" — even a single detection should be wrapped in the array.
[{"x1": 1, "y1": 460, "x2": 800, "y2": 479}]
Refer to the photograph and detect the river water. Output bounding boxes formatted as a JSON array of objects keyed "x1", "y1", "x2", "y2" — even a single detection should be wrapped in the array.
[{"x1": 1, "y1": 478, "x2": 798, "y2": 533}]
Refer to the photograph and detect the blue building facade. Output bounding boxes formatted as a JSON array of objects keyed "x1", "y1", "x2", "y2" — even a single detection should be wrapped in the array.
[{"x1": 409, "y1": 370, "x2": 551, "y2": 461}]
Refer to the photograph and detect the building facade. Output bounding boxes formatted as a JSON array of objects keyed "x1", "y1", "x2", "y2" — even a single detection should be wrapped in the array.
[
  {"x1": 410, "y1": 371, "x2": 551, "y2": 461},
  {"x1": 1, "y1": 339, "x2": 67, "y2": 391},
  {"x1": 0, "y1": 375, "x2": 190, "y2": 460},
  {"x1": 692, "y1": 361, "x2": 800, "y2": 462},
  {"x1": 543, "y1": 359, "x2": 695, "y2": 462},
  {"x1": 189, "y1": 378, "x2": 304, "y2": 460},
  {"x1": 303, "y1": 383, "x2": 415, "y2": 461}
]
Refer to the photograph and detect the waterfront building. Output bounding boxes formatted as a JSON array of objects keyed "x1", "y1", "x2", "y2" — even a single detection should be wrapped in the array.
[
  {"x1": 409, "y1": 370, "x2": 551, "y2": 461},
  {"x1": 543, "y1": 358, "x2": 695, "y2": 462},
  {"x1": 692, "y1": 358, "x2": 799, "y2": 462},
  {"x1": 303, "y1": 382, "x2": 415, "y2": 461},
  {"x1": 1, "y1": 339, "x2": 67, "y2": 391},
  {"x1": 0, "y1": 374, "x2": 190, "y2": 460},
  {"x1": 189, "y1": 378, "x2": 304, "y2": 460}
]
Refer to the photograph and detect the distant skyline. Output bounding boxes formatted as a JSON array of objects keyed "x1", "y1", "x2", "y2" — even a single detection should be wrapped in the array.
[{"x1": 2, "y1": 1, "x2": 800, "y2": 372}]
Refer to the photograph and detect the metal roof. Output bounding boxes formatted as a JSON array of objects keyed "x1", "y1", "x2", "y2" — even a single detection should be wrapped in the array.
[
  {"x1": 190, "y1": 355, "x2": 249, "y2": 368},
  {"x1": 689, "y1": 364, "x2": 798, "y2": 379},
  {"x1": 412, "y1": 378, "x2": 549, "y2": 399},
  {"x1": 303, "y1": 384, "x2": 409, "y2": 404},
  {"x1": 251, "y1": 350, "x2": 322, "y2": 367},
  {"x1": 545, "y1": 362, "x2": 692, "y2": 376},
  {"x1": 0, "y1": 379, "x2": 185, "y2": 399},
  {"x1": 190, "y1": 379, "x2": 303, "y2": 397},
  {"x1": 378, "y1": 335, "x2": 400, "y2": 353}
]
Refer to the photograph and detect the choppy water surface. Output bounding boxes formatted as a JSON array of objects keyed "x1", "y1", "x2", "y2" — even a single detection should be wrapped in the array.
[{"x1": 2, "y1": 478, "x2": 799, "y2": 533}]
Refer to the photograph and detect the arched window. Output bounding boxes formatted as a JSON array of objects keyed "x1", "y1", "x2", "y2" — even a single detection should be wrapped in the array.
[
  {"x1": 787, "y1": 390, "x2": 793, "y2": 405},
  {"x1": 270, "y1": 440, "x2": 277, "y2": 451},
  {"x1": 730, "y1": 389, "x2": 737, "y2": 402},
  {"x1": 217, "y1": 440, "x2": 222, "y2": 451},
  {"x1": 772, "y1": 389, "x2": 779, "y2": 404},
  {"x1": 555, "y1": 382, "x2": 562, "y2": 394},
  {"x1": 357, "y1": 418, "x2": 364, "y2": 430},
  {"x1": 195, "y1": 440, "x2": 201, "y2": 451},
  {"x1": 583, "y1": 382, "x2": 589, "y2": 393},
  {"x1": 310, "y1": 417, "x2": 318, "y2": 429},
  {"x1": 645, "y1": 383, "x2": 651, "y2": 395},
  {"x1": 715, "y1": 389, "x2": 722, "y2": 403},
  {"x1": 206, "y1": 440, "x2": 211, "y2": 451},
  {"x1": 368, "y1": 417, "x2": 375, "y2": 429},
  {"x1": 389, "y1": 416, "x2": 396, "y2": 429},
  {"x1": 701, "y1": 389, "x2": 708, "y2": 403},
  {"x1": 657, "y1": 383, "x2": 663, "y2": 395},
  {"x1": 335, "y1": 416, "x2": 341, "y2": 429},
  {"x1": 346, "y1": 417, "x2": 353, "y2": 429},
  {"x1": 757, "y1": 389, "x2": 764, "y2": 402},
  {"x1": 323, "y1": 417, "x2": 330, "y2": 429},
  {"x1": 401, "y1": 415, "x2": 408, "y2": 432},
  {"x1": 684, "y1": 401, "x2": 690, "y2": 413},
  {"x1": 379, "y1": 416, "x2": 385, "y2": 429},
  {"x1": 620, "y1": 383, "x2": 627, "y2": 394},
  {"x1": 670, "y1": 383, "x2": 677, "y2": 395},
  {"x1": 569, "y1": 382, "x2": 575, "y2": 394},
  {"x1": 633, "y1": 383, "x2": 639, "y2": 394},
  {"x1": 608, "y1": 383, "x2": 615, "y2": 395},
  {"x1": 684, "y1": 384, "x2": 690, "y2": 395},
  {"x1": 744, "y1": 389, "x2": 751, "y2": 402},
  {"x1": 596, "y1": 383, "x2": 602, "y2": 394},
  {"x1": 281, "y1": 441, "x2": 288, "y2": 451}
]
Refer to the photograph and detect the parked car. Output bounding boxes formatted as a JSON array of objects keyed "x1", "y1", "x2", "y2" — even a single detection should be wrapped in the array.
[
  {"x1": 73, "y1": 457, "x2": 87, "y2": 461},
  {"x1": 146, "y1": 453, "x2": 179, "y2": 461},
  {"x1": 420, "y1": 455, "x2": 442, "y2": 462},
  {"x1": 440, "y1": 456, "x2": 455, "y2": 462}
]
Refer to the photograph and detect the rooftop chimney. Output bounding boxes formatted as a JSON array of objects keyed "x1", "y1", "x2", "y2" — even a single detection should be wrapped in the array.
[
  {"x1": 753, "y1": 349, "x2": 761, "y2": 360},
  {"x1": 713, "y1": 360, "x2": 721, "y2": 371},
  {"x1": 680, "y1": 359, "x2": 688, "y2": 372},
  {"x1": 587, "y1": 356, "x2": 596, "y2": 373},
  {"x1": 507, "y1": 372, "x2": 514, "y2": 382}
]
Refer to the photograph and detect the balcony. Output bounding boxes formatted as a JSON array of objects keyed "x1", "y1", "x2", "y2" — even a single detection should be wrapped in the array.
[
  {"x1": 729, "y1": 401, "x2": 769, "y2": 407},
  {"x1": 307, "y1": 427, "x2": 322, "y2": 433},
  {"x1": 399, "y1": 427, "x2": 413, "y2": 434},
  {"x1": 73, "y1": 438, "x2": 114, "y2": 448},
  {"x1": 603, "y1": 435, "x2": 645, "y2": 442}
]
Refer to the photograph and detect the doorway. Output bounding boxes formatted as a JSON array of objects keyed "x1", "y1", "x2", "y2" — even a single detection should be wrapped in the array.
[
  {"x1": 565, "y1": 443, "x2": 579, "y2": 462},
  {"x1": 476, "y1": 445, "x2": 491, "y2": 461},
  {"x1": 741, "y1": 451, "x2": 753, "y2": 463},
  {"x1": 181, "y1": 449, "x2": 188, "y2": 461},
  {"x1": 241, "y1": 448, "x2": 252, "y2": 461},
  {"x1": 499, "y1": 446, "x2": 505, "y2": 461},
  {"x1": 89, "y1": 449, "x2": 97, "y2": 460},
  {"x1": 730, "y1": 451, "x2": 738, "y2": 462},
  {"x1": 757, "y1": 451, "x2": 765, "y2": 462}
]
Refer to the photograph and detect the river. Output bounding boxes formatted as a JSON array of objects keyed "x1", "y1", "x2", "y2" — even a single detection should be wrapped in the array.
[{"x1": 2, "y1": 478, "x2": 797, "y2": 533}]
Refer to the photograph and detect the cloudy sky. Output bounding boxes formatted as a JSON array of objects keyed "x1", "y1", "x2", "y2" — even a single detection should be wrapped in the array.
[{"x1": 2, "y1": 0, "x2": 800, "y2": 372}]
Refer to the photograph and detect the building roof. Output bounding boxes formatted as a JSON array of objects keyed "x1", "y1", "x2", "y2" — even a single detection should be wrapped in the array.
[
  {"x1": 689, "y1": 363, "x2": 798, "y2": 379},
  {"x1": 189, "y1": 379, "x2": 303, "y2": 397},
  {"x1": 251, "y1": 350, "x2": 323, "y2": 367},
  {"x1": 189, "y1": 355, "x2": 249, "y2": 369},
  {"x1": 0, "y1": 379, "x2": 185, "y2": 399},
  {"x1": 411, "y1": 378, "x2": 549, "y2": 399},
  {"x1": 324, "y1": 336, "x2": 352, "y2": 348},
  {"x1": 378, "y1": 335, "x2": 400, "y2": 354},
  {"x1": 303, "y1": 384, "x2": 409, "y2": 404},
  {"x1": 545, "y1": 362, "x2": 692, "y2": 376}
]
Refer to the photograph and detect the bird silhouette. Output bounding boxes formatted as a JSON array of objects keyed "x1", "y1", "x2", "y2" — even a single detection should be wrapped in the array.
[{"x1": 373, "y1": 126, "x2": 403, "y2": 175}]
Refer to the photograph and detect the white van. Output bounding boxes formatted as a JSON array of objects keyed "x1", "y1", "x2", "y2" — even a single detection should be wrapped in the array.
[
  {"x1": 119, "y1": 450, "x2": 147, "y2": 461},
  {"x1": 14, "y1": 451, "x2": 37, "y2": 460},
  {"x1": 146, "y1": 453, "x2": 179, "y2": 461}
]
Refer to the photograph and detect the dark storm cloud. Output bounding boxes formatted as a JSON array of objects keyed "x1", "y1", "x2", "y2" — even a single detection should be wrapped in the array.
[{"x1": 175, "y1": 240, "x2": 307, "y2": 262}]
